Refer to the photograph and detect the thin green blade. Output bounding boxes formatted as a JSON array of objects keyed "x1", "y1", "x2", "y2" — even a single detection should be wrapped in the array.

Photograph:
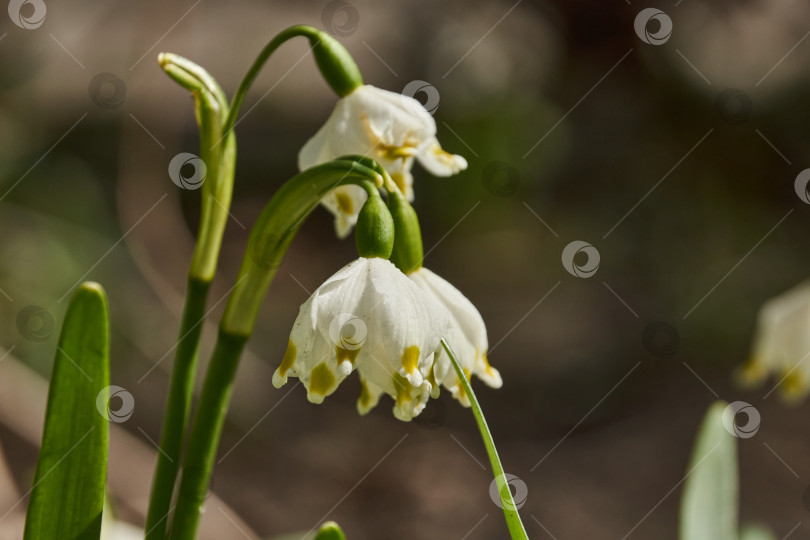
[
  {"x1": 739, "y1": 524, "x2": 776, "y2": 540},
  {"x1": 314, "y1": 521, "x2": 347, "y2": 540},
  {"x1": 23, "y1": 282, "x2": 111, "y2": 540},
  {"x1": 679, "y1": 400, "x2": 739, "y2": 540}
]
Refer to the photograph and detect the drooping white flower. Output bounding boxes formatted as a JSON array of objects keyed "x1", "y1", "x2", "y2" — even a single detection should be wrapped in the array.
[
  {"x1": 740, "y1": 280, "x2": 810, "y2": 402},
  {"x1": 299, "y1": 84, "x2": 468, "y2": 238},
  {"x1": 409, "y1": 267, "x2": 502, "y2": 406},
  {"x1": 273, "y1": 257, "x2": 451, "y2": 421}
]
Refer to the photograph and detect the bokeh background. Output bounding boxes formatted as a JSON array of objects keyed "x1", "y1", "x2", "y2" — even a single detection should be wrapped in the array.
[{"x1": 2, "y1": 0, "x2": 810, "y2": 538}]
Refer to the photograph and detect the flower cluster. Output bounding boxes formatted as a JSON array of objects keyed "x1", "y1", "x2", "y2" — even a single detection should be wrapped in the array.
[{"x1": 272, "y1": 84, "x2": 501, "y2": 420}]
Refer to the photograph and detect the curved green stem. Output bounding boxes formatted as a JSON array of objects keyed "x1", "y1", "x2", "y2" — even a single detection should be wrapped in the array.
[
  {"x1": 168, "y1": 160, "x2": 382, "y2": 539},
  {"x1": 221, "y1": 160, "x2": 381, "y2": 337},
  {"x1": 145, "y1": 278, "x2": 210, "y2": 540},
  {"x1": 223, "y1": 25, "x2": 362, "y2": 139},
  {"x1": 441, "y1": 338, "x2": 529, "y2": 540}
]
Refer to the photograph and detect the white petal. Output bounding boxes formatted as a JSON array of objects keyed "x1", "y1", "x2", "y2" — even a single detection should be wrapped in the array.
[
  {"x1": 357, "y1": 374, "x2": 384, "y2": 415},
  {"x1": 319, "y1": 185, "x2": 368, "y2": 239},
  {"x1": 744, "y1": 280, "x2": 810, "y2": 400},
  {"x1": 410, "y1": 268, "x2": 488, "y2": 355},
  {"x1": 362, "y1": 259, "x2": 449, "y2": 379},
  {"x1": 347, "y1": 85, "x2": 436, "y2": 148},
  {"x1": 298, "y1": 119, "x2": 333, "y2": 171},
  {"x1": 387, "y1": 159, "x2": 416, "y2": 201},
  {"x1": 409, "y1": 267, "x2": 502, "y2": 407},
  {"x1": 417, "y1": 137, "x2": 468, "y2": 177}
]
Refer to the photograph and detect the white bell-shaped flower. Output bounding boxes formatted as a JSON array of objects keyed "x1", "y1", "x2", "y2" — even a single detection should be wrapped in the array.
[
  {"x1": 273, "y1": 257, "x2": 451, "y2": 421},
  {"x1": 409, "y1": 267, "x2": 502, "y2": 406},
  {"x1": 740, "y1": 280, "x2": 810, "y2": 401},
  {"x1": 299, "y1": 84, "x2": 468, "y2": 238}
]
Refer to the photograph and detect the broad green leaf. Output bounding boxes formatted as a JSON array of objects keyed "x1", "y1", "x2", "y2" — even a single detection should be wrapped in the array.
[
  {"x1": 23, "y1": 282, "x2": 110, "y2": 540},
  {"x1": 739, "y1": 524, "x2": 777, "y2": 540},
  {"x1": 679, "y1": 400, "x2": 738, "y2": 540}
]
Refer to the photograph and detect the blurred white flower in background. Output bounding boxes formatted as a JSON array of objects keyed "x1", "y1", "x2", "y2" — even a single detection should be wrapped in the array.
[{"x1": 740, "y1": 280, "x2": 810, "y2": 402}]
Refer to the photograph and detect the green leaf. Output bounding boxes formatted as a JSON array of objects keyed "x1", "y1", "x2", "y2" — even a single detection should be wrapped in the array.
[
  {"x1": 739, "y1": 524, "x2": 776, "y2": 540},
  {"x1": 23, "y1": 282, "x2": 111, "y2": 540},
  {"x1": 314, "y1": 521, "x2": 347, "y2": 540},
  {"x1": 679, "y1": 400, "x2": 738, "y2": 540}
]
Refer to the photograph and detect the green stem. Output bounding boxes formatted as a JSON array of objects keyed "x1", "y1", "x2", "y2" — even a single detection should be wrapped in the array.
[
  {"x1": 441, "y1": 339, "x2": 529, "y2": 540},
  {"x1": 168, "y1": 160, "x2": 382, "y2": 539},
  {"x1": 145, "y1": 277, "x2": 210, "y2": 540},
  {"x1": 221, "y1": 161, "x2": 381, "y2": 337},
  {"x1": 169, "y1": 330, "x2": 247, "y2": 540},
  {"x1": 223, "y1": 25, "x2": 362, "y2": 138},
  {"x1": 147, "y1": 54, "x2": 234, "y2": 538}
]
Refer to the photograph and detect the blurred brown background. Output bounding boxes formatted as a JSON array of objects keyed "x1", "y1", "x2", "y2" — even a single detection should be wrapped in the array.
[{"x1": 2, "y1": 0, "x2": 810, "y2": 538}]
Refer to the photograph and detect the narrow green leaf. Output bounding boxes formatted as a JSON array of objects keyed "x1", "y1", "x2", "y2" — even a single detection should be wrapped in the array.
[
  {"x1": 739, "y1": 524, "x2": 776, "y2": 540},
  {"x1": 24, "y1": 282, "x2": 111, "y2": 540},
  {"x1": 679, "y1": 400, "x2": 738, "y2": 540},
  {"x1": 314, "y1": 521, "x2": 347, "y2": 540}
]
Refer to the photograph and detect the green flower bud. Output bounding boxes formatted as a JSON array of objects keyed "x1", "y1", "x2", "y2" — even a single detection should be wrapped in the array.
[
  {"x1": 387, "y1": 189, "x2": 423, "y2": 274},
  {"x1": 355, "y1": 191, "x2": 394, "y2": 259}
]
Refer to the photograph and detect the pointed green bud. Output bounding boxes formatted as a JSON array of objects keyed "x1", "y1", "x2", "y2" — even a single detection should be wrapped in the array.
[
  {"x1": 355, "y1": 191, "x2": 394, "y2": 259},
  {"x1": 314, "y1": 521, "x2": 347, "y2": 540},
  {"x1": 387, "y1": 189, "x2": 423, "y2": 273}
]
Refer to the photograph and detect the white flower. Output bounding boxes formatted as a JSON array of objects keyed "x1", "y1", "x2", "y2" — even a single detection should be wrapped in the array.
[
  {"x1": 299, "y1": 84, "x2": 468, "y2": 238},
  {"x1": 409, "y1": 267, "x2": 502, "y2": 406},
  {"x1": 740, "y1": 280, "x2": 810, "y2": 401},
  {"x1": 273, "y1": 257, "x2": 451, "y2": 421}
]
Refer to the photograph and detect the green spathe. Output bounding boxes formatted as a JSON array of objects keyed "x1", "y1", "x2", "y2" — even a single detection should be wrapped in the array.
[{"x1": 158, "y1": 52, "x2": 236, "y2": 284}]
